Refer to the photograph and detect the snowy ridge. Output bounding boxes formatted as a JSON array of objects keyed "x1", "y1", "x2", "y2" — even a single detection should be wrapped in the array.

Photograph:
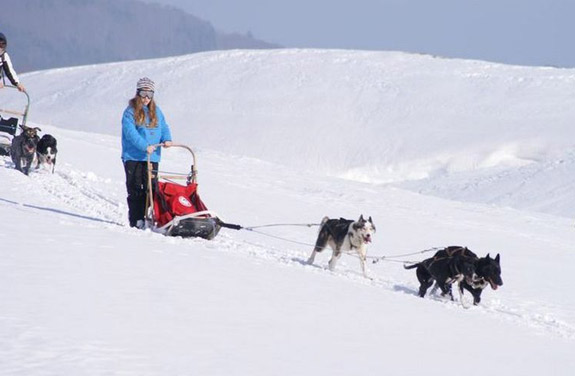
[
  {"x1": 1, "y1": 50, "x2": 575, "y2": 375},
  {"x1": 399, "y1": 150, "x2": 575, "y2": 217},
  {"x1": 8, "y1": 49, "x2": 575, "y2": 217}
]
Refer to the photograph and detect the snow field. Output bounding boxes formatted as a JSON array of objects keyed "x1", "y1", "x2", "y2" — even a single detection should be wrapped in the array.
[{"x1": 1, "y1": 49, "x2": 575, "y2": 375}]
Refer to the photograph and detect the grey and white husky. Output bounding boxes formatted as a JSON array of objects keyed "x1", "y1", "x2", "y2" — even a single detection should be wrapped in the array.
[{"x1": 307, "y1": 215, "x2": 376, "y2": 278}]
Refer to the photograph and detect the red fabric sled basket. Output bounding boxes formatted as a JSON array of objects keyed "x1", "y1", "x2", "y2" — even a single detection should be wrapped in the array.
[{"x1": 153, "y1": 181, "x2": 210, "y2": 228}]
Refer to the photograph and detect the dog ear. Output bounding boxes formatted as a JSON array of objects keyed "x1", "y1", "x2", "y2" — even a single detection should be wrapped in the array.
[
  {"x1": 494, "y1": 254, "x2": 500, "y2": 263},
  {"x1": 358, "y1": 214, "x2": 364, "y2": 222},
  {"x1": 19, "y1": 124, "x2": 29, "y2": 131},
  {"x1": 34, "y1": 127, "x2": 42, "y2": 132},
  {"x1": 486, "y1": 253, "x2": 491, "y2": 260},
  {"x1": 368, "y1": 216, "x2": 373, "y2": 223}
]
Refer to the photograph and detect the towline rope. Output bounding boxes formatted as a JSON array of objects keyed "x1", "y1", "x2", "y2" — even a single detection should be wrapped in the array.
[
  {"x1": 217, "y1": 220, "x2": 321, "y2": 231},
  {"x1": 215, "y1": 221, "x2": 321, "y2": 246},
  {"x1": 370, "y1": 247, "x2": 441, "y2": 264},
  {"x1": 243, "y1": 223, "x2": 321, "y2": 230},
  {"x1": 243, "y1": 228, "x2": 318, "y2": 247},
  {"x1": 218, "y1": 221, "x2": 440, "y2": 265}
]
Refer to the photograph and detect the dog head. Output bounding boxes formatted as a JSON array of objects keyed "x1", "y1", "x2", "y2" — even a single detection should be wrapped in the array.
[
  {"x1": 21, "y1": 124, "x2": 41, "y2": 138},
  {"x1": 37, "y1": 134, "x2": 58, "y2": 165},
  {"x1": 352, "y1": 215, "x2": 376, "y2": 244},
  {"x1": 475, "y1": 253, "x2": 503, "y2": 290},
  {"x1": 19, "y1": 125, "x2": 41, "y2": 156}
]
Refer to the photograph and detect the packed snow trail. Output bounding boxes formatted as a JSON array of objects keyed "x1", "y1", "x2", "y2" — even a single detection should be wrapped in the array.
[{"x1": 2, "y1": 152, "x2": 574, "y2": 341}]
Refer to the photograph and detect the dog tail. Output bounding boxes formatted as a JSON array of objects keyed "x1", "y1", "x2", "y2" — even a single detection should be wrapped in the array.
[
  {"x1": 318, "y1": 216, "x2": 329, "y2": 230},
  {"x1": 403, "y1": 262, "x2": 420, "y2": 270}
]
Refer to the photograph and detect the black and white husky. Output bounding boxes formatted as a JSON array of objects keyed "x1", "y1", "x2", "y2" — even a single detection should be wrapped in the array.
[{"x1": 307, "y1": 215, "x2": 376, "y2": 278}]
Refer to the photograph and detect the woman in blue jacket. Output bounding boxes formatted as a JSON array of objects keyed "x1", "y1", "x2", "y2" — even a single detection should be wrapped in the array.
[{"x1": 121, "y1": 77, "x2": 172, "y2": 228}]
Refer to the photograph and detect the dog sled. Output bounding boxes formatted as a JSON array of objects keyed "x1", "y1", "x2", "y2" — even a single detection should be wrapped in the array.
[
  {"x1": 0, "y1": 85, "x2": 30, "y2": 156},
  {"x1": 145, "y1": 143, "x2": 223, "y2": 240}
]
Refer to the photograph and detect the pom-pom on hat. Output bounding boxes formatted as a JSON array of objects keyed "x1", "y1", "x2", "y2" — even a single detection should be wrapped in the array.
[{"x1": 136, "y1": 77, "x2": 155, "y2": 91}]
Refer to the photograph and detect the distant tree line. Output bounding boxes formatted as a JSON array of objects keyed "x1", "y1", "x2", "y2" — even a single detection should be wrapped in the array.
[{"x1": 1, "y1": 0, "x2": 280, "y2": 72}]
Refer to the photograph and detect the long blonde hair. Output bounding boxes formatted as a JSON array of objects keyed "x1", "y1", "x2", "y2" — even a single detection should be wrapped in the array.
[{"x1": 129, "y1": 95, "x2": 158, "y2": 128}]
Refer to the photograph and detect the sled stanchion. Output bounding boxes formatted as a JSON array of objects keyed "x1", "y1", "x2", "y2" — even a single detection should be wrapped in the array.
[{"x1": 145, "y1": 146, "x2": 158, "y2": 227}]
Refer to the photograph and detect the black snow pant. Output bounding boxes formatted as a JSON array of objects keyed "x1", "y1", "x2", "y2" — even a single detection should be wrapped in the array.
[{"x1": 123, "y1": 160, "x2": 157, "y2": 227}]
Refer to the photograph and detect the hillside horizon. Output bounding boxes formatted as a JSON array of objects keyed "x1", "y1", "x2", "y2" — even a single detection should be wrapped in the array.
[{"x1": 145, "y1": 0, "x2": 575, "y2": 68}]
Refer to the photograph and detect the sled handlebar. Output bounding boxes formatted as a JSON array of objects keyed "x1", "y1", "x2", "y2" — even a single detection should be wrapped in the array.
[
  {"x1": 147, "y1": 142, "x2": 198, "y2": 183},
  {"x1": 0, "y1": 85, "x2": 30, "y2": 126}
]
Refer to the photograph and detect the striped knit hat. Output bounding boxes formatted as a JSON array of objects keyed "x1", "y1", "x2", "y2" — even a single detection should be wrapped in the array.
[{"x1": 136, "y1": 77, "x2": 155, "y2": 91}]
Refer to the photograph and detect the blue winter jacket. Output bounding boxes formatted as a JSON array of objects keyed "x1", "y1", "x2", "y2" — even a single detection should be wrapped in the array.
[{"x1": 121, "y1": 104, "x2": 172, "y2": 163}]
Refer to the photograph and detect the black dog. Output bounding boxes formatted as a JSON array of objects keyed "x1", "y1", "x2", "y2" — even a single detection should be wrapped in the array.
[
  {"x1": 433, "y1": 246, "x2": 503, "y2": 305},
  {"x1": 460, "y1": 252, "x2": 503, "y2": 305},
  {"x1": 10, "y1": 125, "x2": 41, "y2": 175},
  {"x1": 404, "y1": 247, "x2": 477, "y2": 300},
  {"x1": 405, "y1": 246, "x2": 503, "y2": 305},
  {"x1": 36, "y1": 134, "x2": 58, "y2": 173}
]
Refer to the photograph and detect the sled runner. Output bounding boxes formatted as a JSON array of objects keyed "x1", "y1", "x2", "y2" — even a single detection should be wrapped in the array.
[
  {"x1": 145, "y1": 143, "x2": 222, "y2": 240},
  {"x1": 0, "y1": 86, "x2": 30, "y2": 156}
]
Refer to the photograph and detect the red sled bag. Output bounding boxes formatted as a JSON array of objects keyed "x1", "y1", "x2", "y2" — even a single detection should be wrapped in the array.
[{"x1": 153, "y1": 181, "x2": 209, "y2": 227}]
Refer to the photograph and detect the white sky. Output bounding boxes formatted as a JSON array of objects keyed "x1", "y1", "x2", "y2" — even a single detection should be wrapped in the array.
[{"x1": 141, "y1": 0, "x2": 573, "y2": 67}]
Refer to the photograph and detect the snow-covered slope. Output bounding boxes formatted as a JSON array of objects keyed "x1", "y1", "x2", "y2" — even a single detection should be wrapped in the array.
[
  {"x1": 1, "y1": 50, "x2": 574, "y2": 375},
  {"x1": 11, "y1": 49, "x2": 575, "y2": 217}
]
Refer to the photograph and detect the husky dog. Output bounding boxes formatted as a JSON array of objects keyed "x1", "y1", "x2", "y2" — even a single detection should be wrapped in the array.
[
  {"x1": 36, "y1": 134, "x2": 58, "y2": 173},
  {"x1": 307, "y1": 215, "x2": 376, "y2": 278},
  {"x1": 10, "y1": 125, "x2": 41, "y2": 175}
]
